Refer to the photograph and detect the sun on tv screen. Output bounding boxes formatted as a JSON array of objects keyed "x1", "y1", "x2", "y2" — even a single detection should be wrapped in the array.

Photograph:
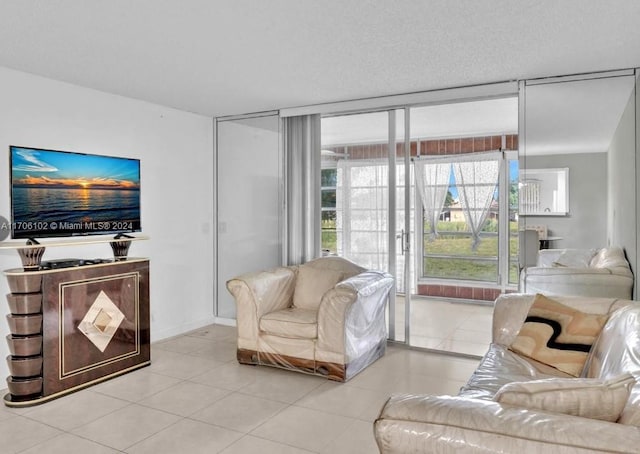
[{"x1": 10, "y1": 146, "x2": 141, "y2": 239}]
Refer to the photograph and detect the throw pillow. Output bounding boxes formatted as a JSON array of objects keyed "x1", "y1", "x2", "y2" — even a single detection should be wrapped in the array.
[
  {"x1": 292, "y1": 265, "x2": 344, "y2": 310},
  {"x1": 552, "y1": 248, "x2": 597, "y2": 268},
  {"x1": 494, "y1": 373, "x2": 635, "y2": 422},
  {"x1": 509, "y1": 294, "x2": 608, "y2": 376}
]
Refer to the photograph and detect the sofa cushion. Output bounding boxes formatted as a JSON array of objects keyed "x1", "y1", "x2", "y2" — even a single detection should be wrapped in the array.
[
  {"x1": 509, "y1": 294, "x2": 608, "y2": 377},
  {"x1": 293, "y1": 265, "x2": 344, "y2": 310},
  {"x1": 260, "y1": 307, "x2": 318, "y2": 339},
  {"x1": 590, "y1": 246, "x2": 630, "y2": 269},
  {"x1": 494, "y1": 373, "x2": 634, "y2": 422},
  {"x1": 459, "y1": 344, "x2": 571, "y2": 400}
]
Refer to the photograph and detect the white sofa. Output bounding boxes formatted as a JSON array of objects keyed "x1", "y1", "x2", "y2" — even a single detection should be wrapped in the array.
[
  {"x1": 520, "y1": 246, "x2": 633, "y2": 298},
  {"x1": 227, "y1": 256, "x2": 393, "y2": 381},
  {"x1": 375, "y1": 293, "x2": 640, "y2": 453}
]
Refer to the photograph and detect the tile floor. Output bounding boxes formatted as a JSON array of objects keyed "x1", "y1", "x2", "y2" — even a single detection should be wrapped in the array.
[
  {"x1": 395, "y1": 296, "x2": 494, "y2": 356},
  {"x1": 0, "y1": 323, "x2": 481, "y2": 453}
]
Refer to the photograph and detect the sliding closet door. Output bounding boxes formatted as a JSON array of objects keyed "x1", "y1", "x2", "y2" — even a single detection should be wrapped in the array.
[{"x1": 216, "y1": 114, "x2": 282, "y2": 319}]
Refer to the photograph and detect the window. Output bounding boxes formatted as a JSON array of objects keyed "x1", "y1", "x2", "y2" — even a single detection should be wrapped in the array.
[
  {"x1": 321, "y1": 168, "x2": 337, "y2": 254},
  {"x1": 421, "y1": 151, "x2": 518, "y2": 285}
]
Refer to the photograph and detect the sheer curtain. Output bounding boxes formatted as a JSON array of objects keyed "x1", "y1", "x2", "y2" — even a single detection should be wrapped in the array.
[
  {"x1": 414, "y1": 158, "x2": 451, "y2": 241},
  {"x1": 452, "y1": 151, "x2": 502, "y2": 250},
  {"x1": 336, "y1": 159, "x2": 388, "y2": 272},
  {"x1": 284, "y1": 114, "x2": 321, "y2": 265}
]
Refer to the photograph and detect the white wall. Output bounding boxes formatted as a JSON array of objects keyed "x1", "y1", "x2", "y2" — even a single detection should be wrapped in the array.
[
  {"x1": 216, "y1": 115, "x2": 282, "y2": 319},
  {"x1": 0, "y1": 67, "x2": 214, "y2": 380},
  {"x1": 524, "y1": 152, "x2": 608, "y2": 250}
]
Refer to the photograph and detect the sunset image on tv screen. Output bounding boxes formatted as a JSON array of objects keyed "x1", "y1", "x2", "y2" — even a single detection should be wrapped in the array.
[{"x1": 10, "y1": 146, "x2": 141, "y2": 238}]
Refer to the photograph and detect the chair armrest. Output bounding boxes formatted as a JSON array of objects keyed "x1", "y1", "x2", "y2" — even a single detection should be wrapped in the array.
[
  {"x1": 226, "y1": 267, "x2": 296, "y2": 348},
  {"x1": 317, "y1": 271, "x2": 393, "y2": 359},
  {"x1": 375, "y1": 394, "x2": 640, "y2": 453}
]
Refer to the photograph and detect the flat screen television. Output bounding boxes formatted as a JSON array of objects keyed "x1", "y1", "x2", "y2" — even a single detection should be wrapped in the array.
[{"x1": 10, "y1": 145, "x2": 141, "y2": 239}]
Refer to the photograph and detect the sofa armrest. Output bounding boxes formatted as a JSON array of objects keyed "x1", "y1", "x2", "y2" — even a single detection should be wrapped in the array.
[
  {"x1": 536, "y1": 249, "x2": 564, "y2": 267},
  {"x1": 375, "y1": 394, "x2": 640, "y2": 453},
  {"x1": 492, "y1": 293, "x2": 535, "y2": 345},
  {"x1": 226, "y1": 267, "x2": 296, "y2": 349},
  {"x1": 317, "y1": 271, "x2": 393, "y2": 360}
]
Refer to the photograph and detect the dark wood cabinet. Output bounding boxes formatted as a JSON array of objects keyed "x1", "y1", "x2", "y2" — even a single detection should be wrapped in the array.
[{"x1": 4, "y1": 259, "x2": 150, "y2": 406}]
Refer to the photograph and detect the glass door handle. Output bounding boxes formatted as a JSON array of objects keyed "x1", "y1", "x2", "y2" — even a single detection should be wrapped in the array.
[{"x1": 396, "y1": 229, "x2": 409, "y2": 255}]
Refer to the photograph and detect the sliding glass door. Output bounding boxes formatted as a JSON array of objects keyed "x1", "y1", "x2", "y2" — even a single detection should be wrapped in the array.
[
  {"x1": 320, "y1": 96, "x2": 518, "y2": 355},
  {"x1": 321, "y1": 110, "x2": 410, "y2": 342}
]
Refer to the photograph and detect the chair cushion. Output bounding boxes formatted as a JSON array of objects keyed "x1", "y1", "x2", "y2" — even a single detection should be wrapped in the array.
[
  {"x1": 260, "y1": 308, "x2": 318, "y2": 339},
  {"x1": 293, "y1": 264, "x2": 344, "y2": 310},
  {"x1": 494, "y1": 373, "x2": 635, "y2": 422},
  {"x1": 509, "y1": 294, "x2": 608, "y2": 377}
]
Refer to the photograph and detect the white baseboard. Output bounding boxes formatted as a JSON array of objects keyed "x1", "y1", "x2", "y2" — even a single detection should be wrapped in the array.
[
  {"x1": 151, "y1": 316, "x2": 218, "y2": 342},
  {"x1": 214, "y1": 317, "x2": 237, "y2": 327}
]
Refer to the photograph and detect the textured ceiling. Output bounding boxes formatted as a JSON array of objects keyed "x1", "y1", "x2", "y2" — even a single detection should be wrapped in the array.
[{"x1": 0, "y1": 1, "x2": 639, "y2": 117}]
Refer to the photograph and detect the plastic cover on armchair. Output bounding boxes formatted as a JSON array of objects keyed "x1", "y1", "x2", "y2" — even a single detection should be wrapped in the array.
[{"x1": 227, "y1": 256, "x2": 394, "y2": 381}]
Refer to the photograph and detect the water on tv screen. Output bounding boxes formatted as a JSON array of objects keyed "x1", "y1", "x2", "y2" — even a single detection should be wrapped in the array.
[{"x1": 10, "y1": 146, "x2": 141, "y2": 239}]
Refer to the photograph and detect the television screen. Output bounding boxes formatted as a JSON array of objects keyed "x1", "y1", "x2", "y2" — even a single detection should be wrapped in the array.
[{"x1": 10, "y1": 146, "x2": 141, "y2": 239}]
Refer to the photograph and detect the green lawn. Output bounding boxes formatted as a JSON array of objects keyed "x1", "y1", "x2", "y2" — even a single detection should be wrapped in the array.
[{"x1": 322, "y1": 220, "x2": 519, "y2": 282}]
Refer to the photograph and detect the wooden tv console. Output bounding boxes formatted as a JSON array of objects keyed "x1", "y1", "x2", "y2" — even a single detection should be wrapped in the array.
[{"x1": 3, "y1": 258, "x2": 150, "y2": 406}]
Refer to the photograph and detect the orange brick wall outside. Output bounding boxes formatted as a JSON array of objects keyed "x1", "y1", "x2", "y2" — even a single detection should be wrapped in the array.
[
  {"x1": 417, "y1": 284, "x2": 517, "y2": 302},
  {"x1": 326, "y1": 134, "x2": 518, "y2": 160},
  {"x1": 327, "y1": 134, "x2": 519, "y2": 302}
]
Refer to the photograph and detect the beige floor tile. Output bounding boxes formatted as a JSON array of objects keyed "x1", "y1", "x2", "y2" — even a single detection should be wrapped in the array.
[
  {"x1": 392, "y1": 373, "x2": 466, "y2": 396},
  {"x1": 149, "y1": 348, "x2": 224, "y2": 379},
  {"x1": 188, "y1": 340, "x2": 238, "y2": 362},
  {"x1": 126, "y1": 418, "x2": 242, "y2": 454},
  {"x1": 320, "y1": 419, "x2": 379, "y2": 454},
  {"x1": 408, "y1": 318, "x2": 459, "y2": 338},
  {"x1": 91, "y1": 369, "x2": 181, "y2": 402},
  {"x1": 190, "y1": 392, "x2": 287, "y2": 433},
  {"x1": 221, "y1": 435, "x2": 315, "y2": 454},
  {"x1": 447, "y1": 327, "x2": 492, "y2": 344},
  {"x1": 251, "y1": 405, "x2": 357, "y2": 452},
  {"x1": 294, "y1": 381, "x2": 389, "y2": 421},
  {"x1": 0, "y1": 319, "x2": 493, "y2": 454},
  {"x1": 407, "y1": 335, "x2": 446, "y2": 350},
  {"x1": 154, "y1": 335, "x2": 214, "y2": 354},
  {"x1": 344, "y1": 361, "x2": 406, "y2": 393},
  {"x1": 20, "y1": 433, "x2": 120, "y2": 454},
  {"x1": 238, "y1": 367, "x2": 326, "y2": 404},
  {"x1": 189, "y1": 361, "x2": 273, "y2": 391},
  {"x1": 374, "y1": 349, "x2": 479, "y2": 381},
  {"x1": 138, "y1": 381, "x2": 230, "y2": 417},
  {"x1": 22, "y1": 389, "x2": 129, "y2": 431},
  {"x1": 187, "y1": 325, "x2": 238, "y2": 343},
  {"x1": 435, "y1": 338, "x2": 490, "y2": 356},
  {"x1": 71, "y1": 404, "x2": 180, "y2": 451},
  {"x1": 0, "y1": 415, "x2": 62, "y2": 453}
]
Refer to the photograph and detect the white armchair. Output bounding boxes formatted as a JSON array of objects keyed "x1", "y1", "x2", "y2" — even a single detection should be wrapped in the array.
[
  {"x1": 520, "y1": 246, "x2": 633, "y2": 298},
  {"x1": 226, "y1": 256, "x2": 394, "y2": 381}
]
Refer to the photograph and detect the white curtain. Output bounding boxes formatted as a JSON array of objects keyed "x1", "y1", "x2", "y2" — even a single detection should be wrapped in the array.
[
  {"x1": 284, "y1": 114, "x2": 321, "y2": 265},
  {"x1": 452, "y1": 152, "x2": 502, "y2": 250},
  {"x1": 414, "y1": 160, "x2": 451, "y2": 241},
  {"x1": 336, "y1": 159, "x2": 388, "y2": 272}
]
